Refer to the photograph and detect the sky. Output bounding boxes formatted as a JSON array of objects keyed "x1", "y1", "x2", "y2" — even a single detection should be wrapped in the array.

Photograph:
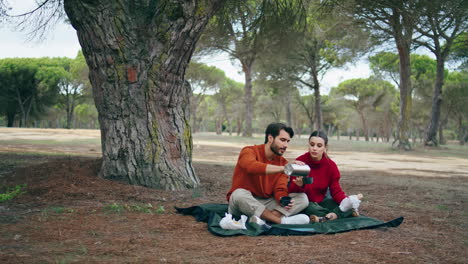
[{"x1": 0, "y1": 1, "x2": 372, "y2": 95}]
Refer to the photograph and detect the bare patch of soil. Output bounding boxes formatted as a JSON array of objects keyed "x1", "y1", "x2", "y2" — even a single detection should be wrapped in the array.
[{"x1": 0, "y1": 128, "x2": 467, "y2": 263}]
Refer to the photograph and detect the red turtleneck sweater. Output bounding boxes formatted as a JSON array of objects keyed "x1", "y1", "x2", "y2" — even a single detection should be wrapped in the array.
[{"x1": 288, "y1": 152, "x2": 346, "y2": 204}]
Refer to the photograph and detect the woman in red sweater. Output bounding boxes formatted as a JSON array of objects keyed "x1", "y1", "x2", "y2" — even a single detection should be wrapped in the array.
[{"x1": 288, "y1": 130, "x2": 363, "y2": 223}]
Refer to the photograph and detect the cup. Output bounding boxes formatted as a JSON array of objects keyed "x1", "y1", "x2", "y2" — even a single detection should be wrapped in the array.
[
  {"x1": 302, "y1": 177, "x2": 313, "y2": 185},
  {"x1": 280, "y1": 196, "x2": 292, "y2": 206}
]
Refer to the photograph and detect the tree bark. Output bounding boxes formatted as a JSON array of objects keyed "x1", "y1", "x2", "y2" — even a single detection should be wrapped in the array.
[
  {"x1": 236, "y1": 117, "x2": 243, "y2": 136},
  {"x1": 457, "y1": 116, "x2": 465, "y2": 145},
  {"x1": 438, "y1": 119, "x2": 444, "y2": 145},
  {"x1": 64, "y1": 0, "x2": 223, "y2": 190},
  {"x1": 285, "y1": 92, "x2": 292, "y2": 128},
  {"x1": 313, "y1": 85, "x2": 322, "y2": 131},
  {"x1": 242, "y1": 60, "x2": 254, "y2": 137},
  {"x1": 394, "y1": 36, "x2": 412, "y2": 150},
  {"x1": 424, "y1": 56, "x2": 445, "y2": 146},
  {"x1": 296, "y1": 93, "x2": 314, "y2": 133},
  {"x1": 311, "y1": 66, "x2": 323, "y2": 131},
  {"x1": 357, "y1": 109, "x2": 369, "y2": 141},
  {"x1": 6, "y1": 110, "x2": 15, "y2": 127}
]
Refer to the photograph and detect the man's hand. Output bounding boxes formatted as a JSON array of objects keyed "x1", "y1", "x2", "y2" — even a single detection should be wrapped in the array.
[
  {"x1": 280, "y1": 196, "x2": 295, "y2": 210},
  {"x1": 289, "y1": 160, "x2": 305, "y2": 165},
  {"x1": 284, "y1": 199, "x2": 295, "y2": 210},
  {"x1": 292, "y1": 176, "x2": 304, "y2": 187}
]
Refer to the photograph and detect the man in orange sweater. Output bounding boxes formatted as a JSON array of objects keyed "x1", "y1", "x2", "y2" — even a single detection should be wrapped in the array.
[{"x1": 226, "y1": 123, "x2": 310, "y2": 225}]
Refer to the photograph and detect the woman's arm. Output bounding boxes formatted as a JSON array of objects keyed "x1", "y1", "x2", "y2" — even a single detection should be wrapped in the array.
[{"x1": 328, "y1": 161, "x2": 347, "y2": 204}]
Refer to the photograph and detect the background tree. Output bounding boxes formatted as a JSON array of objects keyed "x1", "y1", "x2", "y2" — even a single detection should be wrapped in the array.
[
  {"x1": 291, "y1": 1, "x2": 369, "y2": 131},
  {"x1": 74, "y1": 103, "x2": 98, "y2": 129},
  {"x1": 449, "y1": 32, "x2": 468, "y2": 70},
  {"x1": 185, "y1": 62, "x2": 226, "y2": 133},
  {"x1": 211, "y1": 78, "x2": 243, "y2": 135},
  {"x1": 35, "y1": 0, "x2": 225, "y2": 190},
  {"x1": 412, "y1": 0, "x2": 468, "y2": 146},
  {"x1": 370, "y1": 52, "x2": 438, "y2": 142},
  {"x1": 197, "y1": 0, "x2": 306, "y2": 136},
  {"x1": 58, "y1": 51, "x2": 91, "y2": 129},
  {"x1": 0, "y1": 57, "x2": 68, "y2": 127},
  {"x1": 332, "y1": 77, "x2": 396, "y2": 141},
  {"x1": 351, "y1": 0, "x2": 423, "y2": 150},
  {"x1": 444, "y1": 71, "x2": 468, "y2": 145},
  {"x1": 257, "y1": 0, "x2": 370, "y2": 131},
  {"x1": 294, "y1": 93, "x2": 315, "y2": 133},
  {"x1": 327, "y1": 93, "x2": 352, "y2": 140}
]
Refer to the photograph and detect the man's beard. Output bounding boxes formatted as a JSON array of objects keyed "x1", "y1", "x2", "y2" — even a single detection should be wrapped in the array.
[{"x1": 270, "y1": 142, "x2": 285, "y2": 156}]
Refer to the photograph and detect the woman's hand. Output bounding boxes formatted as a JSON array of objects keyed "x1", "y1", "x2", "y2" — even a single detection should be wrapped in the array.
[{"x1": 292, "y1": 176, "x2": 304, "y2": 187}]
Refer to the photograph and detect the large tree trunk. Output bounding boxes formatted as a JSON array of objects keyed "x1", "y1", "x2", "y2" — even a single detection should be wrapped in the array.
[
  {"x1": 64, "y1": 0, "x2": 222, "y2": 190},
  {"x1": 424, "y1": 56, "x2": 445, "y2": 146}
]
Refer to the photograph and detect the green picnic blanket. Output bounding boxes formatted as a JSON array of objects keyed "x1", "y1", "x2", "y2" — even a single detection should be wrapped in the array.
[{"x1": 175, "y1": 203, "x2": 403, "y2": 237}]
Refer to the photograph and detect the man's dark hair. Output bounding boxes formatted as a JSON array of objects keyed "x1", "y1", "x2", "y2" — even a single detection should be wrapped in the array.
[
  {"x1": 309, "y1": 130, "x2": 328, "y2": 145},
  {"x1": 264, "y1": 123, "x2": 294, "y2": 143}
]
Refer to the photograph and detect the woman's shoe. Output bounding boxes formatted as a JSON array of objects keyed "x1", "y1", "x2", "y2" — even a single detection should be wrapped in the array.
[
  {"x1": 310, "y1": 215, "x2": 328, "y2": 223},
  {"x1": 325, "y1": 212, "x2": 338, "y2": 221}
]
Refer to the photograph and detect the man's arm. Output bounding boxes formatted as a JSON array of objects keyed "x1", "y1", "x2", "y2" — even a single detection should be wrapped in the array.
[
  {"x1": 265, "y1": 160, "x2": 306, "y2": 174},
  {"x1": 238, "y1": 147, "x2": 305, "y2": 175},
  {"x1": 265, "y1": 164, "x2": 285, "y2": 174}
]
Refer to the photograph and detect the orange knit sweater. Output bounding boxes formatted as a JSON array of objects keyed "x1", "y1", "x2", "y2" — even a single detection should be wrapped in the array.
[{"x1": 226, "y1": 144, "x2": 289, "y2": 203}]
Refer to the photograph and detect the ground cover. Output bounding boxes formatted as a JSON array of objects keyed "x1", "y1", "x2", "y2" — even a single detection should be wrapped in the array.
[{"x1": 0, "y1": 128, "x2": 467, "y2": 263}]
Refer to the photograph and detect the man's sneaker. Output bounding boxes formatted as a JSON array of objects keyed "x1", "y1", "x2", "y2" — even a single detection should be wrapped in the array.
[
  {"x1": 249, "y1": 215, "x2": 272, "y2": 229},
  {"x1": 219, "y1": 213, "x2": 247, "y2": 230},
  {"x1": 280, "y1": 214, "x2": 310, "y2": 225}
]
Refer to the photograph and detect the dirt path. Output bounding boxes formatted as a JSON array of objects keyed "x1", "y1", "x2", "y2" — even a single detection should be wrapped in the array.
[{"x1": 1, "y1": 128, "x2": 467, "y2": 178}]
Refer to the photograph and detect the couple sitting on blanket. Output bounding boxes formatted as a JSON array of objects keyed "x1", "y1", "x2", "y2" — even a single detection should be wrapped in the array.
[{"x1": 222, "y1": 123, "x2": 363, "y2": 229}]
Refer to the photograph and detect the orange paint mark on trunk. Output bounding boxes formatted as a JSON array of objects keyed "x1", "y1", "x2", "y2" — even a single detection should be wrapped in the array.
[{"x1": 127, "y1": 67, "x2": 137, "y2": 83}]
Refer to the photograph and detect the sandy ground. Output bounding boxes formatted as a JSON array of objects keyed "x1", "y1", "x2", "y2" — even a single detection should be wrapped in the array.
[{"x1": 1, "y1": 127, "x2": 467, "y2": 178}]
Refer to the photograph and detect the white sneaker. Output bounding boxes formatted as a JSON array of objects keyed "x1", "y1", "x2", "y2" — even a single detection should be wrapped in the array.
[
  {"x1": 219, "y1": 213, "x2": 247, "y2": 230},
  {"x1": 249, "y1": 215, "x2": 272, "y2": 229},
  {"x1": 339, "y1": 194, "x2": 363, "y2": 212},
  {"x1": 339, "y1": 197, "x2": 353, "y2": 212},
  {"x1": 349, "y1": 194, "x2": 363, "y2": 213},
  {"x1": 249, "y1": 215, "x2": 266, "y2": 225},
  {"x1": 280, "y1": 214, "x2": 310, "y2": 225}
]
